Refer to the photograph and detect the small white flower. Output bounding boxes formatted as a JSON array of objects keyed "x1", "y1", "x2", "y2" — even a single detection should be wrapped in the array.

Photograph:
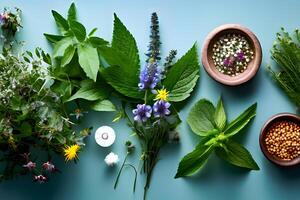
[
  {"x1": 104, "y1": 152, "x2": 119, "y2": 167},
  {"x1": 95, "y1": 126, "x2": 116, "y2": 147}
]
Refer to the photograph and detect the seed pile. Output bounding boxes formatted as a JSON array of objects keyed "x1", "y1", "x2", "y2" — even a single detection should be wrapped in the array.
[
  {"x1": 212, "y1": 34, "x2": 254, "y2": 76},
  {"x1": 265, "y1": 121, "x2": 300, "y2": 160}
]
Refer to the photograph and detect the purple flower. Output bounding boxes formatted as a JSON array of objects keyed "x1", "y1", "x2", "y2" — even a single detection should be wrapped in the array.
[
  {"x1": 23, "y1": 161, "x2": 36, "y2": 171},
  {"x1": 153, "y1": 100, "x2": 171, "y2": 118},
  {"x1": 223, "y1": 56, "x2": 235, "y2": 67},
  {"x1": 0, "y1": 12, "x2": 8, "y2": 24},
  {"x1": 132, "y1": 104, "x2": 152, "y2": 122},
  {"x1": 138, "y1": 62, "x2": 162, "y2": 90},
  {"x1": 237, "y1": 51, "x2": 245, "y2": 61},
  {"x1": 33, "y1": 175, "x2": 47, "y2": 183},
  {"x1": 42, "y1": 161, "x2": 56, "y2": 172}
]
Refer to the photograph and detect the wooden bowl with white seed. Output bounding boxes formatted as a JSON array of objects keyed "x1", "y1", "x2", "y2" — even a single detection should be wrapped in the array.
[
  {"x1": 202, "y1": 24, "x2": 262, "y2": 86},
  {"x1": 259, "y1": 113, "x2": 300, "y2": 167}
]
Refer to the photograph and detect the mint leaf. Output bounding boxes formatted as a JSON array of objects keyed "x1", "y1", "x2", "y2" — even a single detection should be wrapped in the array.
[
  {"x1": 66, "y1": 80, "x2": 108, "y2": 102},
  {"x1": 175, "y1": 139, "x2": 214, "y2": 178},
  {"x1": 214, "y1": 97, "x2": 226, "y2": 131},
  {"x1": 224, "y1": 103, "x2": 257, "y2": 137},
  {"x1": 101, "y1": 14, "x2": 142, "y2": 99},
  {"x1": 163, "y1": 44, "x2": 199, "y2": 102},
  {"x1": 69, "y1": 20, "x2": 86, "y2": 42},
  {"x1": 91, "y1": 99, "x2": 116, "y2": 112},
  {"x1": 67, "y1": 3, "x2": 77, "y2": 21},
  {"x1": 44, "y1": 33, "x2": 64, "y2": 43},
  {"x1": 216, "y1": 140, "x2": 259, "y2": 170},
  {"x1": 53, "y1": 37, "x2": 73, "y2": 58},
  {"x1": 187, "y1": 99, "x2": 217, "y2": 136},
  {"x1": 61, "y1": 45, "x2": 75, "y2": 67},
  {"x1": 51, "y1": 10, "x2": 69, "y2": 34},
  {"x1": 78, "y1": 42, "x2": 99, "y2": 81}
]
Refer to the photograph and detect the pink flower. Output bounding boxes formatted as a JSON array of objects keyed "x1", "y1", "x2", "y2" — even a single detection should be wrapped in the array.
[
  {"x1": 22, "y1": 161, "x2": 36, "y2": 171},
  {"x1": 33, "y1": 175, "x2": 47, "y2": 183},
  {"x1": 42, "y1": 161, "x2": 56, "y2": 172}
]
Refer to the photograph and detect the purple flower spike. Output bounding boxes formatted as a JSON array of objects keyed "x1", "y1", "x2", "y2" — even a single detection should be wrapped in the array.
[
  {"x1": 153, "y1": 100, "x2": 171, "y2": 118},
  {"x1": 133, "y1": 104, "x2": 152, "y2": 122},
  {"x1": 138, "y1": 62, "x2": 162, "y2": 90},
  {"x1": 237, "y1": 51, "x2": 245, "y2": 61},
  {"x1": 223, "y1": 56, "x2": 235, "y2": 67},
  {"x1": 33, "y1": 175, "x2": 47, "y2": 184},
  {"x1": 23, "y1": 161, "x2": 36, "y2": 171},
  {"x1": 42, "y1": 161, "x2": 56, "y2": 172}
]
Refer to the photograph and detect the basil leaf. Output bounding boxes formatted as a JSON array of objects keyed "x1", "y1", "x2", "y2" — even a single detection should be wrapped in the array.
[
  {"x1": 53, "y1": 37, "x2": 73, "y2": 58},
  {"x1": 175, "y1": 139, "x2": 214, "y2": 178},
  {"x1": 91, "y1": 99, "x2": 116, "y2": 112},
  {"x1": 61, "y1": 45, "x2": 75, "y2": 67},
  {"x1": 78, "y1": 42, "x2": 99, "y2": 81},
  {"x1": 216, "y1": 140, "x2": 259, "y2": 170},
  {"x1": 187, "y1": 99, "x2": 217, "y2": 136},
  {"x1": 69, "y1": 20, "x2": 86, "y2": 42},
  {"x1": 51, "y1": 10, "x2": 69, "y2": 34},
  {"x1": 224, "y1": 103, "x2": 257, "y2": 137},
  {"x1": 214, "y1": 97, "x2": 226, "y2": 131},
  {"x1": 44, "y1": 33, "x2": 64, "y2": 43},
  {"x1": 67, "y1": 3, "x2": 77, "y2": 21}
]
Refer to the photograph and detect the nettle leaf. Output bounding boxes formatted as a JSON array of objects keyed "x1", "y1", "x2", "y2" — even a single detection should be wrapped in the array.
[
  {"x1": 216, "y1": 140, "x2": 259, "y2": 170},
  {"x1": 53, "y1": 37, "x2": 74, "y2": 58},
  {"x1": 214, "y1": 97, "x2": 226, "y2": 131},
  {"x1": 51, "y1": 10, "x2": 69, "y2": 34},
  {"x1": 101, "y1": 14, "x2": 142, "y2": 99},
  {"x1": 224, "y1": 103, "x2": 257, "y2": 137},
  {"x1": 44, "y1": 33, "x2": 64, "y2": 43},
  {"x1": 67, "y1": 3, "x2": 77, "y2": 21},
  {"x1": 187, "y1": 99, "x2": 218, "y2": 136},
  {"x1": 91, "y1": 99, "x2": 116, "y2": 112},
  {"x1": 163, "y1": 44, "x2": 199, "y2": 102},
  {"x1": 66, "y1": 80, "x2": 109, "y2": 102},
  {"x1": 78, "y1": 42, "x2": 100, "y2": 81},
  {"x1": 175, "y1": 138, "x2": 214, "y2": 178},
  {"x1": 69, "y1": 20, "x2": 86, "y2": 42},
  {"x1": 61, "y1": 45, "x2": 75, "y2": 67}
]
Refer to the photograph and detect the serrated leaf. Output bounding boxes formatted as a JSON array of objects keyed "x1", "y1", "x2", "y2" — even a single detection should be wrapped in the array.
[
  {"x1": 175, "y1": 138, "x2": 214, "y2": 178},
  {"x1": 66, "y1": 80, "x2": 108, "y2": 102},
  {"x1": 78, "y1": 42, "x2": 99, "y2": 81},
  {"x1": 51, "y1": 10, "x2": 69, "y2": 34},
  {"x1": 61, "y1": 45, "x2": 75, "y2": 67},
  {"x1": 69, "y1": 20, "x2": 86, "y2": 42},
  {"x1": 216, "y1": 140, "x2": 259, "y2": 170},
  {"x1": 91, "y1": 99, "x2": 116, "y2": 112},
  {"x1": 187, "y1": 99, "x2": 218, "y2": 136},
  {"x1": 89, "y1": 36, "x2": 109, "y2": 47},
  {"x1": 224, "y1": 103, "x2": 257, "y2": 137},
  {"x1": 101, "y1": 14, "x2": 142, "y2": 99},
  {"x1": 163, "y1": 44, "x2": 199, "y2": 102},
  {"x1": 53, "y1": 37, "x2": 73, "y2": 58},
  {"x1": 44, "y1": 33, "x2": 64, "y2": 43},
  {"x1": 67, "y1": 3, "x2": 77, "y2": 21},
  {"x1": 214, "y1": 97, "x2": 226, "y2": 131}
]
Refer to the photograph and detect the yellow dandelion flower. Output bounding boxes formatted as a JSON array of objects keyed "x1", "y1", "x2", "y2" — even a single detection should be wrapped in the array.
[
  {"x1": 154, "y1": 88, "x2": 169, "y2": 101},
  {"x1": 64, "y1": 144, "x2": 80, "y2": 161}
]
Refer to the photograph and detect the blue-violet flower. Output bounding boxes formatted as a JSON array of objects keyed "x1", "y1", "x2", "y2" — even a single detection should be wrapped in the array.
[
  {"x1": 138, "y1": 62, "x2": 162, "y2": 90},
  {"x1": 133, "y1": 104, "x2": 152, "y2": 122},
  {"x1": 153, "y1": 100, "x2": 171, "y2": 118}
]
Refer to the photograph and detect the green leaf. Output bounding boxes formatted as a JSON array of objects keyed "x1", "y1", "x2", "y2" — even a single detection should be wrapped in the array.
[
  {"x1": 66, "y1": 80, "x2": 108, "y2": 102},
  {"x1": 101, "y1": 14, "x2": 142, "y2": 99},
  {"x1": 163, "y1": 44, "x2": 199, "y2": 102},
  {"x1": 69, "y1": 20, "x2": 86, "y2": 42},
  {"x1": 214, "y1": 97, "x2": 226, "y2": 131},
  {"x1": 61, "y1": 45, "x2": 75, "y2": 67},
  {"x1": 89, "y1": 36, "x2": 109, "y2": 47},
  {"x1": 44, "y1": 33, "x2": 64, "y2": 43},
  {"x1": 88, "y1": 28, "x2": 98, "y2": 36},
  {"x1": 224, "y1": 103, "x2": 257, "y2": 137},
  {"x1": 187, "y1": 99, "x2": 218, "y2": 136},
  {"x1": 175, "y1": 139, "x2": 214, "y2": 178},
  {"x1": 67, "y1": 3, "x2": 77, "y2": 21},
  {"x1": 53, "y1": 37, "x2": 73, "y2": 58},
  {"x1": 216, "y1": 140, "x2": 259, "y2": 170},
  {"x1": 78, "y1": 42, "x2": 100, "y2": 81},
  {"x1": 51, "y1": 10, "x2": 69, "y2": 34},
  {"x1": 91, "y1": 99, "x2": 116, "y2": 112}
]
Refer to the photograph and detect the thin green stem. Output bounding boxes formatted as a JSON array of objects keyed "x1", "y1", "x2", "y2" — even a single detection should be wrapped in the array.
[
  {"x1": 114, "y1": 153, "x2": 128, "y2": 189},
  {"x1": 124, "y1": 163, "x2": 138, "y2": 193}
]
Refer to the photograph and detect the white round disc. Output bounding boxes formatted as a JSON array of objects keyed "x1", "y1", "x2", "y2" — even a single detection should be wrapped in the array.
[{"x1": 95, "y1": 126, "x2": 116, "y2": 147}]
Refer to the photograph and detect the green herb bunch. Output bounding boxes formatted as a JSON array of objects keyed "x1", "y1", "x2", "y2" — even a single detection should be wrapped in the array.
[
  {"x1": 175, "y1": 98, "x2": 259, "y2": 178},
  {"x1": 269, "y1": 28, "x2": 300, "y2": 111},
  {"x1": 0, "y1": 47, "x2": 90, "y2": 182}
]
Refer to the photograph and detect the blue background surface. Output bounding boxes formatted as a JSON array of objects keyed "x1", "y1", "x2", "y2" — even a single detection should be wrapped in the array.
[{"x1": 0, "y1": 0, "x2": 300, "y2": 200}]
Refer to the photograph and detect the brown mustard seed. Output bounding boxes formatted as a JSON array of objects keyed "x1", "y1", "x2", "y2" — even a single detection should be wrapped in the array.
[{"x1": 265, "y1": 121, "x2": 300, "y2": 161}]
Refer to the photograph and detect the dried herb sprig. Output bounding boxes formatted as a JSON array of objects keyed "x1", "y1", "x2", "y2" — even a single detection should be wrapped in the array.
[{"x1": 146, "y1": 12, "x2": 161, "y2": 62}]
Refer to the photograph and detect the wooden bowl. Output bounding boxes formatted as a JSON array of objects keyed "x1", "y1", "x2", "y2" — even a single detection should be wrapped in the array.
[
  {"x1": 202, "y1": 24, "x2": 262, "y2": 86},
  {"x1": 259, "y1": 113, "x2": 300, "y2": 166}
]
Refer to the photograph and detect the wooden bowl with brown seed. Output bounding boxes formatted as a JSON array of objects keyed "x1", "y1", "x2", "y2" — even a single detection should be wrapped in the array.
[
  {"x1": 259, "y1": 113, "x2": 300, "y2": 166},
  {"x1": 202, "y1": 24, "x2": 262, "y2": 86}
]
